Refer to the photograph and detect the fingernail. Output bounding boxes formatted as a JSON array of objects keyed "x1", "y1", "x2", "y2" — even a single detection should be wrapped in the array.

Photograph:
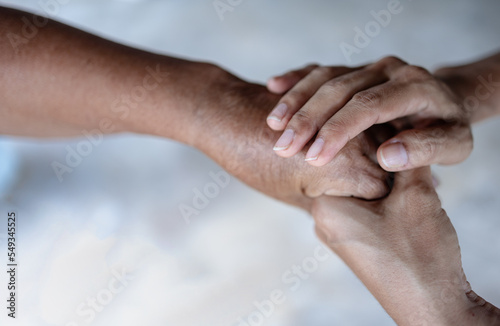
[
  {"x1": 267, "y1": 103, "x2": 288, "y2": 122},
  {"x1": 380, "y1": 142, "x2": 408, "y2": 168},
  {"x1": 305, "y1": 138, "x2": 324, "y2": 161},
  {"x1": 273, "y1": 129, "x2": 294, "y2": 151}
]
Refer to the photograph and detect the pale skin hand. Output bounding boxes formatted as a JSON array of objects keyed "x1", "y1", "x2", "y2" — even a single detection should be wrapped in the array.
[
  {"x1": 312, "y1": 167, "x2": 500, "y2": 326},
  {"x1": 0, "y1": 7, "x2": 391, "y2": 210},
  {"x1": 266, "y1": 54, "x2": 500, "y2": 171}
]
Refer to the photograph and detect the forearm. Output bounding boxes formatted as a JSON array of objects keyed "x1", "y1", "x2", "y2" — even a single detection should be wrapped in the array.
[
  {"x1": 387, "y1": 287, "x2": 500, "y2": 325},
  {"x1": 335, "y1": 241, "x2": 500, "y2": 325},
  {"x1": 0, "y1": 7, "x2": 391, "y2": 208},
  {"x1": 0, "y1": 7, "x2": 314, "y2": 208},
  {"x1": 0, "y1": 6, "x2": 207, "y2": 143},
  {"x1": 435, "y1": 51, "x2": 500, "y2": 123}
]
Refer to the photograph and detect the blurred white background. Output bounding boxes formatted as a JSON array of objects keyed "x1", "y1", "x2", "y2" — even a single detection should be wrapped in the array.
[{"x1": 0, "y1": 0, "x2": 499, "y2": 325}]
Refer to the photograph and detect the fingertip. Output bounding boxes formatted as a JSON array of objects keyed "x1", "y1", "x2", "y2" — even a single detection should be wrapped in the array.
[
  {"x1": 378, "y1": 141, "x2": 410, "y2": 171},
  {"x1": 306, "y1": 153, "x2": 335, "y2": 167},
  {"x1": 273, "y1": 148, "x2": 300, "y2": 158},
  {"x1": 305, "y1": 159, "x2": 327, "y2": 167},
  {"x1": 310, "y1": 139, "x2": 344, "y2": 167},
  {"x1": 305, "y1": 138, "x2": 325, "y2": 164},
  {"x1": 267, "y1": 102, "x2": 289, "y2": 130},
  {"x1": 305, "y1": 156, "x2": 328, "y2": 167},
  {"x1": 273, "y1": 129, "x2": 298, "y2": 157},
  {"x1": 266, "y1": 116, "x2": 285, "y2": 130}
]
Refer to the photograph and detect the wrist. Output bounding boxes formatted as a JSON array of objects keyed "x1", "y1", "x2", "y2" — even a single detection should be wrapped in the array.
[
  {"x1": 131, "y1": 57, "x2": 308, "y2": 207},
  {"x1": 463, "y1": 290, "x2": 500, "y2": 325},
  {"x1": 171, "y1": 67, "x2": 313, "y2": 209},
  {"x1": 434, "y1": 65, "x2": 500, "y2": 124},
  {"x1": 389, "y1": 278, "x2": 500, "y2": 325}
]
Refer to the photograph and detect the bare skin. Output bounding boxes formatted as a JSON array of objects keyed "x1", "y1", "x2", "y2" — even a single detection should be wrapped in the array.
[
  {"x1": 266, "y1": 53, "x2": 500, "y2": 171},
  {"x1": 313, "y1": 167, "x2": 500, "y2": 325},
  {"x1": 0, "y1": 7, "x2": 391, "y2": 210},
  {"x1": 2, "y1": 5, "x2": 499, "y2": 325}
]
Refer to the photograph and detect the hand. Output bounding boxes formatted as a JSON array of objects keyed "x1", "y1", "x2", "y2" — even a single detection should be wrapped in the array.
[
  {"x1": 266, "y1": 57, "x2": 473, "y2": 171},
  {"x1": 191, "y1": 77, "x2": 393, "y2": 209},
  {"x1": 312, "y1": 167, "x2": 500, "y2": 325}
]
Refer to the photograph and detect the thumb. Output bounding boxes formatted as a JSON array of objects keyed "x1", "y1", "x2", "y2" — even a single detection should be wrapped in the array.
[
  {"x1": 390, "y1": 166, "x2": 435, "y2": 199},
  {"x1": 377, "y1": 124, "x2": 473, "y2": 172},
  {"x1": 386, "y1": 166, "x2": 444, "y2": 220}
]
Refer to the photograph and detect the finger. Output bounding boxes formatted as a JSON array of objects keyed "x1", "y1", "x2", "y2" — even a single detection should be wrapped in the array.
[
  {"x1": 308, "y1": 162, "x2": 390, "y2": 199},
  {"x1": 388, "y1": 167, "x2": 439, "y2": 210},
  {"x1": 392, "y1": 166, "x2": 434, "y2": 191},
  {"x1": 272, "y1": 68, "x2": 387, "y2": 158},
  {"x1": 266, "y1": 64, "x2": 319, "y2": 94},
  {"x1": 325, "y1": 155, "x2": 390, "y2": 200},
  {"x1": 377, "y1": 123, "x2": 473, "y2": 171},
  {"x1": 372, "y1": 55, "x2": 408, "y2": 77},
  {"x1": 267, "y1": 66, "x2": 355, "y2": 131},
  {"x1": 305, "y1": 81, "x2": 438, "y2": 167}
]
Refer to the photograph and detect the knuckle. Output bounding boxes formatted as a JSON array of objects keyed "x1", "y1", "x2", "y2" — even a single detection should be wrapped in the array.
[
  {"x1": 305, "y1": 63, "x2": 320, "y2": 70},
  {"x1": 284, "y1": 88, "x2": 309, "y2": 107},
  {"x1": 399, "y1": 65, "x2": 432, "y2": 80},
  {"x1": 352, "y1": 90, "x2": 382, "y2": 109},
  {"x1": 379, "y1": 55, "x2": 405, "y2": 67},
  {"x1": 289, "y1": 63, "x2": 319, "y2": 78},
  {"x1": 287, "y1": 70, "x2": 304, "y2": 80},
  {"x1": 423, "y1": 140, "x2": 439, "y2": 161},
  {"x1": 418, "y1": 77, "x2": 443, "y2": 96},
  {"x1": 408, "y1": 129, "x2": 438, "y2": 162},
  {"x1": 312, "y1": 65, "x2": 335, "y2": 77},
  {"x1": 317, "y1": 80, "x2": 345, "y2": 100},
  {"x1": 321, "y1": 75, "x2": 354, "y2": 96},
  {"x1": 318, "y1": 119, "x2": 345, "y2": 139},
  {"x1": 289, "y1": 110, "x2": 317, "y2": 134}
]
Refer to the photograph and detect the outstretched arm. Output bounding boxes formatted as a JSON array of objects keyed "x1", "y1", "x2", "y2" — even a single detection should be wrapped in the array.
[{"x1": 0, "y1": 6, "x2": 390, "y2": 208}]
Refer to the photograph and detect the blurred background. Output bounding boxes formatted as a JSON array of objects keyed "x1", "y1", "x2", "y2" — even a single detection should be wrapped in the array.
[{"x1": 0, "y1": 0, "x2": 499, "y2": 325}]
